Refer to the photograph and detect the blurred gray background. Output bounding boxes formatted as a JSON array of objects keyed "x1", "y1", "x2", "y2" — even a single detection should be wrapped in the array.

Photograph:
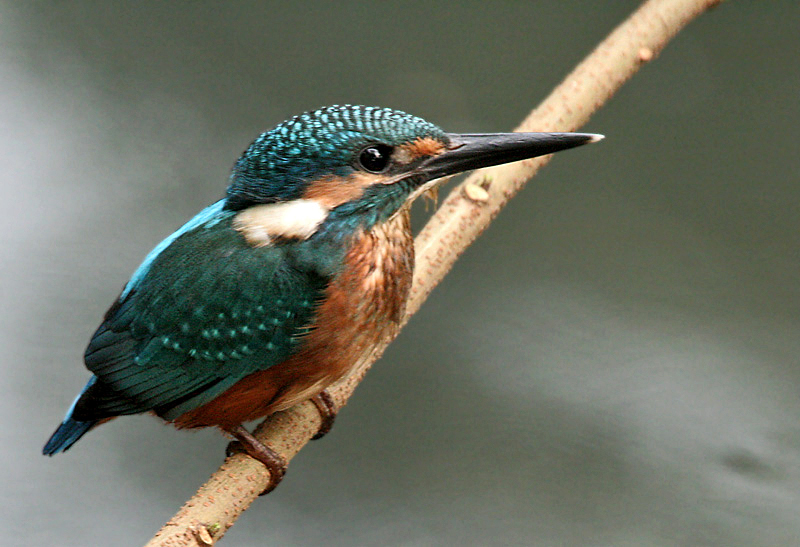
[{"x1": 3, "y1": 1, "x2": 799, "y2": 546}]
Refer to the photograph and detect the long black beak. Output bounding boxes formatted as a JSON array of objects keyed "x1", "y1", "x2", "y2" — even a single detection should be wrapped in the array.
[{"x1": 418, "y1": 132, "x2": 603, "y2": 181}]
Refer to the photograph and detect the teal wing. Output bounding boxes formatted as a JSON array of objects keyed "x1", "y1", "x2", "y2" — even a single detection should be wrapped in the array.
[{"x1": 73, "y1": 205, "x2": 332, "y2": 422}]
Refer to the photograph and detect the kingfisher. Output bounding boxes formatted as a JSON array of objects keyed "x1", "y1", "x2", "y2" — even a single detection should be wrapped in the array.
[{"x1": 44, "y1": 105, "x2": 602, "y2": 493}]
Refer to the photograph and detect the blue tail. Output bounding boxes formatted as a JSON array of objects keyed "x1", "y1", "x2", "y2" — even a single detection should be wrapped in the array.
[
  {"x1": 43, "y1": 417, "x2": 96, "y2": 455},
  {"x1": 43, "y1": 376, "x2": 99, "y2": 455}
]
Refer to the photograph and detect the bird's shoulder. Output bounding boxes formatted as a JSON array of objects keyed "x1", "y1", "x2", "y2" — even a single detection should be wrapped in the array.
[{"x1": 78, "y1": 200, "x2": 343, "y2": 420}]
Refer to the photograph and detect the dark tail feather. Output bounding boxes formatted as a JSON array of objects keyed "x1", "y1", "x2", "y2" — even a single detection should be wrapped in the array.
[
  {"x1": 43, "y1": 375, "x2": 99, "y2": 455},
  {"x1": 43, "y1": 417, "x2": 97, "y2": 455}
]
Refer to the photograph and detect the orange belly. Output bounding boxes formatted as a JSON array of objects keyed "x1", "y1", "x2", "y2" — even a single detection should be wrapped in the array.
[{"x1": 172, "y1": 211, "x2": 414, "y2": 429}]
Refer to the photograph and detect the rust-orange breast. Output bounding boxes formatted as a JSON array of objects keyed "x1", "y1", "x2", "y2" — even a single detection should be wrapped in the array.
[{"x1": 173, "y1": 211, "x2": 414, "y2": 429}]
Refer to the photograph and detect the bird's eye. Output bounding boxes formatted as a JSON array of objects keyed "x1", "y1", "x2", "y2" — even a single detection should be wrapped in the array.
[{"x1": 357, "y1": 144, "x2": 393, "y2": 173}]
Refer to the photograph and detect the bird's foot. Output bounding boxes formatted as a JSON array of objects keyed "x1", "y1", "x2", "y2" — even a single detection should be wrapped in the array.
[
  {"x1": 225, "y1": 425, "x2": 287, "y2": 495},
  {"x1": 310, "y1": 390, "x2": 337, "y2": 440}
]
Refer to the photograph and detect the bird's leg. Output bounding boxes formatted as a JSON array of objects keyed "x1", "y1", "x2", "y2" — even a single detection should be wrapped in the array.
[
  {"x1": 223, "y1": 390, "x2": 335, "y2": 494},
  {"x1": 225, "y1": 425, "x2": 287, "y2": 495},
  {"x1": 310, "y1": 389, "x2": 337, "y2": 440}
]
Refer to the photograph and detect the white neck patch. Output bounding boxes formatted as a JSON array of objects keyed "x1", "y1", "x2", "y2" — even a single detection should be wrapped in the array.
[{"x1": 233, "y1": 199, "x2": 328, "y2": 247}]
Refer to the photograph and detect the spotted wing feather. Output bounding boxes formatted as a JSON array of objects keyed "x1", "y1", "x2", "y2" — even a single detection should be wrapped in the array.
[{"x1": 73, "y1": 213, "x2": 331, "y2": 422}]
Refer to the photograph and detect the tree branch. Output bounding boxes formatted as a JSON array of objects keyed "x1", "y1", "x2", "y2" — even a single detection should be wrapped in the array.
[{"x1": 145, "y1": 0, "x2": 726, "y2": 544}]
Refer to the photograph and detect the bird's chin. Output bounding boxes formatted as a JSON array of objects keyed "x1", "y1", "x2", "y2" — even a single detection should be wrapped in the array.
[{"x1": 405, "y1": 174, "x2": 453, "y2": 208}]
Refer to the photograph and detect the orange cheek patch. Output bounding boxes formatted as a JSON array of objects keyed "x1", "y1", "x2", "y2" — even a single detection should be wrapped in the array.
[
  {"x1": 303, "y1": 172, "x2": 384, "y2": 208},
  {"x1": 396, "y1": 137, "x2": 446, "y2": 163},
  {"x1": 303, "y1": 139, "x2": 446, "y2": 208}
]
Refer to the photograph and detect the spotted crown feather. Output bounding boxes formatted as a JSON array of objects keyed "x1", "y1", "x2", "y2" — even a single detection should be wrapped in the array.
[{"x1": 225, "y1": 105, "x2": 447, "y2": 210}]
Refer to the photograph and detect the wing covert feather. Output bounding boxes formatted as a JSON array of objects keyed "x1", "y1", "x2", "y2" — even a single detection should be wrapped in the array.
[{"x1": 75, "y1": 213, "x2": 330, "y2": 420}]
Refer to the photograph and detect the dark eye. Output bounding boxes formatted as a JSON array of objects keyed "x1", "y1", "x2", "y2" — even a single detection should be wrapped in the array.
[{"x1": 357, "y1": 144, "x2": 393, "y2": 173}]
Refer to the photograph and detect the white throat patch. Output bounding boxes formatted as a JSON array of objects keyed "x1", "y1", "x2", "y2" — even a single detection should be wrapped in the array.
[{"x1": 233, "y1": 199, "x2": 328, "y2": 246}]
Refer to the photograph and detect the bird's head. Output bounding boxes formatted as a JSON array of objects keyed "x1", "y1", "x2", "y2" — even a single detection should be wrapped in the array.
[{"x1": 226, "y1": 105, "x2": 601, "y2": 244}]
